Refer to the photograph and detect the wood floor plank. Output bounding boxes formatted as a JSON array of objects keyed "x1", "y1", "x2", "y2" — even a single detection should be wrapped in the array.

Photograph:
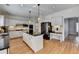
[{"x1": 9, "y1": 38, "x2": 79, "y2": 54}]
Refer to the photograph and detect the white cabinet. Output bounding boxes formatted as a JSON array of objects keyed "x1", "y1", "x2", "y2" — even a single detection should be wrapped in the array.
[
  {"x1": 76, "y1": 37, "x2": 79, "y2": 43},
  {"x1": 23, "y1": 33, "x2": 43, "y2": 53},
  {"x1": 55, "y1": 17, "x2": 62, "y2": 25},
  {"x1": 50, "y1": 33, "x2": 54, "y2": 39},
  {"x1": 0, "y1": 15, "x2": 4, "y2": 26},
  {"x1": 51, "y1": 16, "x2": 63, "y2": 25},
  {"x1": 53, "y1": 34, "x2": 60, "y2": 40},
  {"x1": 50, "y1": 33, "x2": 63, "y2": 41},
  {"x1": 23, "y1": 33, "x2": 31, "y2": 45},
  {"x1": 9, "y1": 31, "x2": 23, "y2": 38},
  {"x1": 51, "y1": 18, "x2": 55, "y2": 25},
  {"x1": 0, "y1": 49, "x2": 7, "y2": 54},
  {"x1": 0, "y1": 37, "x2": 4, "y2": 49},
  {"x1": 30, "y1": 35, "x2": 43, "y2": 52}
]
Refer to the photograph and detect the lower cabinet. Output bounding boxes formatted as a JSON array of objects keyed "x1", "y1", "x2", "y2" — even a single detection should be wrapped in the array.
[
  {"x1": 50, "y1": 33, "x2": 62, "y2": 41},
  {"x1": 9, "y1": 31, "x2": 23, "y2": 38},
  {"x1": 0, "y1": 49, "x2": 7, "y2": 54},
  {"x1": 31, "y1": 35, "x2": 43, "y2": 52},
  {"x1": 50, "y1": 33, "x2": 54, "y2": 39},
  {"x1": 0, "y1": 37, "x2": 4, "y2": 49},
  {"x1": 23, "y1": 33, "x2": 43, "y2": 53}
]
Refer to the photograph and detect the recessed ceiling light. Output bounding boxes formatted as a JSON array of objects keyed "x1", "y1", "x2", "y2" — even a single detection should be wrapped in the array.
[
  {"x1": 28, "y1": 9, "x2": 32, "y2": 12},
  {"x1": 20, "y1": 4, "x2": 24, "y2": 7},
  {"x1": 49, "y1": 5, "x2": 56, "y2": 10},
  {"x1": 52, "y1": 5, "x2": 56, "y2": 8}
]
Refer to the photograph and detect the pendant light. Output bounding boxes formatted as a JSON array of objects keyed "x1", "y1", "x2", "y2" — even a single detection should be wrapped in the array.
[
  {"x1": 28, "y1": 10, "x2": 31, "y2": 24},
  {"x1": 37, "y1": 4, "x2": 40, "y2": 22}
]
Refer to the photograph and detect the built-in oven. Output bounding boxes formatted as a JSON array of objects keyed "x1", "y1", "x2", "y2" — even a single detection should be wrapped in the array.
[{"x1": 29, "y1": 25, "x2": 33, "y2": 35}]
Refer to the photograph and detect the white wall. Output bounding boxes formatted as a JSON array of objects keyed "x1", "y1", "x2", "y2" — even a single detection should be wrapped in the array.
[
  {"x1": 45, "y1": 6, "x2": 79, "y2": 20},
  {"x1": 64, "y1": 19, "x2": 69, "y2": 38}
]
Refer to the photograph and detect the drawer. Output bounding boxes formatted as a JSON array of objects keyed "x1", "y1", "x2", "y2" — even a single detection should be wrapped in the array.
[
  {"x1": 0, "y1": 49, "x2": 7, "y2": 54},
  {"x1": 53, "y1": 34, "x2": 60, "y2": 40}
]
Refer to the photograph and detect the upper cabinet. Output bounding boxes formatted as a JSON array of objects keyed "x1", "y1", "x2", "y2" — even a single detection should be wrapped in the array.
[
  {"x1": 0, "y1": 15, "x2": 4, "y2": 26},
  {"x1": 51, "y1": 16, "x2": 63, "y2": 25}
]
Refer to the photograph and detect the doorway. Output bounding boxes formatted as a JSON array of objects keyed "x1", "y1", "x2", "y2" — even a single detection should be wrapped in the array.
[
  {"x1": 41, "y1": 22, "x2": 52, "y2": 40},
  {"x1": 64, "y1": 17, "x2": 78, "y2": 42}
]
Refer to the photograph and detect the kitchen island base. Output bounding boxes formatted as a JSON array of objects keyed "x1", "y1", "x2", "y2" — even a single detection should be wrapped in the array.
[{"x1": 23, "y1": 33, "x2": 43, "y2": 53}]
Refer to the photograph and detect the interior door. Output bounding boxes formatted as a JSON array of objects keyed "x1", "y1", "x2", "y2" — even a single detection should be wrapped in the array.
[{"x1": 68, "y1": 17, "x2": 78, "y2": 35}]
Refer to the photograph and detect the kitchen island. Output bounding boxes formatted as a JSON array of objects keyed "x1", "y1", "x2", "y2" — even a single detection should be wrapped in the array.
[{"x1": 23, "y1": 32, "x2": 43, "y2": 53}]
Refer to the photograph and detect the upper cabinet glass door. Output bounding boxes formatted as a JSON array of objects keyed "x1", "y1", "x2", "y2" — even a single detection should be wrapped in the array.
[{"x1": 0, "y1": 15, "x2": 4, "y2": 26}]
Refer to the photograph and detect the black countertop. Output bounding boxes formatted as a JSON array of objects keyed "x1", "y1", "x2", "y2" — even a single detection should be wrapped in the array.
[
  {"x1": 0, "y1": 33, "x2": 9, "y2": 36},
  {"x1": 23, "y1": 32, "x2": 43, "y2": 36},
  {"x1": 32, "y1": 34, "x2": 43, "y2": 36},
  {"x1": 50, "y1": 31, "x2": 62, "y2": 34},
  {"x1": 23, "y1": 31, "x2": 62, "y2": 36},
  {"x1": 0, "y1": 46, "x2": 9, "y2": 50}
]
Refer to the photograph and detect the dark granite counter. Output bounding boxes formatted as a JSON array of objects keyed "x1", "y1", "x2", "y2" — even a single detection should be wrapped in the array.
[
  {"x1": 31, "y1": 34, "x2": 43, "y2": 36},
  {"x1": 23, "y1": 32, "x2": 43, "y2": 36},
  {"x1": 0, "y1": 33, "x2": 9, "y2": 36},
  {"x1": 50, "y1": 31, "x2": 62, "y2": 34}
]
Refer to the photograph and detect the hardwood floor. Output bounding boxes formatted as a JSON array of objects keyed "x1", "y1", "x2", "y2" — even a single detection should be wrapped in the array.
[{"x1": 9, "y1": 37, "x2": 79, "y2": 54}]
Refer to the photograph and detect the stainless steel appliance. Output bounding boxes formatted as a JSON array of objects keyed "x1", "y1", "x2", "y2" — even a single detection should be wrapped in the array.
[
  {"x1": 0, "y1": 26, "x2": 9, "y2": 50},
  {"x1": 29, "y1": 25, "x2": 33, "y2": 35}
]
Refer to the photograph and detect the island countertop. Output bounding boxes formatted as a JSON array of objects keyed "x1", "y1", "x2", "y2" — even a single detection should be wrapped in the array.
[{"x1": 23, "y1": 32, "x2": 43, "y2": 36}]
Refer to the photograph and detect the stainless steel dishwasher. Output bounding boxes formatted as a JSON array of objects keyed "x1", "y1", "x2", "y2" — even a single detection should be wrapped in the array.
[
  {"x1": 0, "y1": 33, "x2": 9, "y2": 49},
  {"x1": 0, "y1": 36, "x2": 4, "y2": 49}
]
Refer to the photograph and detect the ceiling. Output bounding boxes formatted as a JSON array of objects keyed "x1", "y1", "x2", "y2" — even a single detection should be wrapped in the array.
[{"x1": 0, "y1": 4, "x2": 79, "y2": 18}]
